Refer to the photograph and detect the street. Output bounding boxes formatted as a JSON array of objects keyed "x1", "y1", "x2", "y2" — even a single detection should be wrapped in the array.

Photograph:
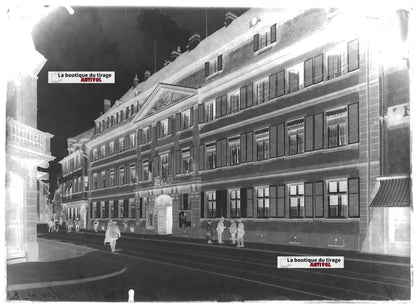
[{"x1": 7, "y1": 231, "x2": 411, "y2": 301}]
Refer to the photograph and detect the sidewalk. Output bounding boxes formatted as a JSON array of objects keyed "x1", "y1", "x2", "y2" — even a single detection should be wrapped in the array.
[{"x1": 7, "y1": 238, "x2": 126, "y2": 291}]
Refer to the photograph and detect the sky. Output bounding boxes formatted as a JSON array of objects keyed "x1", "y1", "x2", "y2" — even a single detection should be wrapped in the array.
[{"x1": 31, "y1": 6, "x2": 247, "y2": 191}]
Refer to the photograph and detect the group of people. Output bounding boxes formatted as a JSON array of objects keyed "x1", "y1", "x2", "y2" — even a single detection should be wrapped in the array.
[
  {"x1": 47, "y1": 216, "x2": 81, "y2": 234},
  {"x1": 207, "y1": 217, "x2": 245, "y2": 247}
]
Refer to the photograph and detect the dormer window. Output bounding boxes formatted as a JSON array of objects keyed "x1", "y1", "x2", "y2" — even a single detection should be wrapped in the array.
[
  {"x1": 204, "y1": 54, "x2": 223, "y2": 77},
  {"x1": 253, "y1": 24, "x2": 276, "y2": 52}
]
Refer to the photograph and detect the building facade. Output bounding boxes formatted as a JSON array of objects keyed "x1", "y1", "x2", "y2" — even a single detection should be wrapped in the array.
[
  {"x1": 83, "y1": 8, "x2": 411, "y2": 254},
  {"x1": 60, "y1": 129, "x2": 94, "y2": 229}
]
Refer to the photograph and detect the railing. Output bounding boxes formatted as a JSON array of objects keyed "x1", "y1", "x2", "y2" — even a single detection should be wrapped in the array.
[
  {"x1": 154, "y1": 175, "x2": 173, "y2": 187},
  {"x1": 6, "y1": 117, "x2": 52, "y2": 155}
]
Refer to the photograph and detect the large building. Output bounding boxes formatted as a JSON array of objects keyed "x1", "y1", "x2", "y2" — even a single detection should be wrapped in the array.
[{"x1": 78, "y1": 8, "x2": 410, "y2": 255}]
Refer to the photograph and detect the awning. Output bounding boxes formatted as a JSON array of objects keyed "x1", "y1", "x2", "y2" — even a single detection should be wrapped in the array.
[{"x1": 370, "y1": 177, "x2": 411, "y2": 207}]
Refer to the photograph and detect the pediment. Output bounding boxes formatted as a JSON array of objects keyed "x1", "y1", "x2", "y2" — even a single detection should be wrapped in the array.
[{"x1": 133, "y1": 83, "x2": 197, "y2": 122}]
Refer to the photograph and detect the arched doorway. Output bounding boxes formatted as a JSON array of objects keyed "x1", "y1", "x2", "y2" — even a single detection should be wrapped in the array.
[{"x1": 155, "y1": 194, "x2": 173, "y2": 235}]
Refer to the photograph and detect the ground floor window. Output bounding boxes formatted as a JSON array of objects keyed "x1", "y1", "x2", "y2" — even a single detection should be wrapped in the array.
[
  {"x1": 256, "y1": 186, "x2": 269, "y2": 218},
  {"x1": 207, "y1": 191, "x2": 216, "y2": 218},
  {"x1": 289, "y1": 183, "x2": 305, "y2": 218},
  {"x1": 229, "y1": 189, "x2": 241, "y2": 218},
  {"x1": 328, "y1": 179, "x2": 348, "y2": 217}
]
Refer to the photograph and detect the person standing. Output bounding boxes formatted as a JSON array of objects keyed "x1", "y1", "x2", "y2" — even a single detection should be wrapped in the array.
[
  {"x1": 206, "y1": 220, "x2": 213, "y2": 244},
  {"x1": 229, "y1": 220, "x2": 237, "y2": 244},
  {"x1": 93, "y1": 220, "x2": 99, "y2": 232},
  {"x1": 236, "y1": 219, "x2": 245, "y2": 248},
  {"x1": 216, "y1": 217, "x2": 225, "y2": 244},
  {"x1": 105, "y1": 219, "x2": 121, "y2": 252},
  {"x1": 75, "y1": 218, "x2": 80, "y2": 233}
]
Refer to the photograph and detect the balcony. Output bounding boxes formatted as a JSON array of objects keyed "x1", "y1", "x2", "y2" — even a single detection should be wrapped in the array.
[{"x1": 6, "y1": 117, "x2": 53, "y2": 156}]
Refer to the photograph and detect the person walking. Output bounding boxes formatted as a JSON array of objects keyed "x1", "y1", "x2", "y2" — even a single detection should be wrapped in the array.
[
  {"x1": 206, "y1": 220, "x2": 213, "y2": 244},
  {"x1": 104, "y1": 219, "x2": 121, "y2": 252},
  {"x1": 75, "y1": 218, "x2": 81, "y2": 233},
  {"x1": 229, "y1": 220, "x2": 237, "y2": 244},
  {"x1": 236, "y1": 219, "x2": 245, "y2": 248},
  {"x1": 216, "y1": 217, "x2": 225, "y2": 244},
  {"x1": 93, "y1": 220, "x2": 99, "y2": 232},
  {"x1": 67, "y1": 219, "x2": 74, "y2": 233}
]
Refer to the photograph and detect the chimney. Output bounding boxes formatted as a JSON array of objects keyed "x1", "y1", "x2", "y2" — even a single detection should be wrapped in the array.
[
  {"x1": 132, "y1": 74, "x2": 139, "y2": 88},
  {"x1": 144, "y1": 70, "x2": 151, "y2": 81},
  {"x1": 225, "y1": 12, "x2": 237, "y2": 27},
  {"x1": 171, "y1": 46, "x2": 181, "y2": 61},
  {"x1": 186, "y1": 33, "x2": 201, "y2": 51},
  {"x1": 104, "y1": 99, "x2": 111, "y2": 113}
]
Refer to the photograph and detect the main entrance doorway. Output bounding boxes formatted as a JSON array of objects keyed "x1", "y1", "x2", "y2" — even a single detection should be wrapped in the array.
[{"x1": 155, "y1": 195, "x2": 173, "y2": 235}]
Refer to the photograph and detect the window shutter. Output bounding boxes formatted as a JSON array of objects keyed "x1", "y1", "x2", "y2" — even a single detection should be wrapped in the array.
[
  {"x1": 348, "y1": 39, "x2": 359, "y2": 72},
  {"x1": 125, "y1": 135, "x2": 130, "y2": 150},
  {"x1": 204, "y1": 62, "x2": 210, "y2": 77},
  {"x1": 215, "y1": 97, "x2": 221, "y2": 118},
  {"x1": 348, "y1": 103, "x2": 359, "y2": 143},
  {"x1": 246, "y1": 188, "x2": 253, "y2": 217},
  {"x1": 138, "y1": 129, "x2": 143, "y2": 145},
  {"x1": 168, "y1": 117, "x2": 174, "y2": 134},
  {"x1": 240, "y1": 188, "x2": 247, "y2": 218},
  {"x1": 175, "y1": 113, "x2": 181, "y2": 132},
  {"x1": 217, "y1": 54, "x2": 222, "y2": 71},
  {"x1": 190, "y1": 146, "x2": 194, "y2": 172},
  {"x1": 305, "y1": 115, "x2": 314, "y2": 152},
  {"x1": 305, "y1": 182, "x2": 313, "y2": 217},
  {"x1": 269, "y1": 73, "x2": 277, "y2": 100},
  {"x1": 216, "y1": 140, "x2": 222, "y2": 167},
  {"x1": 314, "y1": 54, "x2": 323, "y2": 83},
  {"x1": 190, "y1": 106, "x2": 194, "y2": 126},
  {"x1": 314, "y1": 182, "x2": 324, "y2": 217},
  {"x1": 240, "y1": 86, "x2": 247, "y2": 110},
  {"x1": 246, "y1": 131, "x2": 253, "y2": 162},
  {"x1": 155, "y1": 122, "x2": 160, "y2": 139},
  {"x1": 253, "y1": 132, "x2": 258, "y2": 161},
  {"x1": 247, "y1": 83, "x2": 253, "y2": 107},
  {"x1": 153, "y1": 156, "x2": 159, "y2": 177},
  {"x1": 216, "y1": 190, "x2": 222, "y2": 218},
  {"x1": 304, "y1": 58, "x2": 313, "y2": 87},
  {"x1": 221, "y1": 139, "x2": 227, "y2": 167},
  {"x1": 198, "y1": 104, "x2": 205, "y2": 124},
  {"x1": 270, "y1": 185, "x2": 277, "y2": 217},
  {"x1": 277, "y1": 123, "x2": 285, "y2": 157},
  {"x1": 253, "y1": 34, "x2": 259, "y2": 52},
  {"x1": 277, "y1": 70, "x2": 285, "y2": 97},
  {"x1": 270, "y1": 23, "x2": 277, "y2": 43},
  {"x1": 221, "y1": 95, "x2": 227, "y2": 116},
  {"x1": 270, "y1": 125, "x2": 277, "y2": 158},
  {"x1": 313, "y1": 113, "x2": 323, "y2": 150},
  {"x1": 277, "y1": 185, "x2": 285, "y2": 217},
  {"x1": 240, "y1": 133, "x2": 247, "y2": 163},
  {"x1": 168, "y1": 151, "x2": 173, "y2": 175},
  {"x1": 200, "y1": 192, "x2": 205, "y2": 218},
  {"x1": 138, "y1": 160, "x2": 142, "y2": 181},
  {"x1": 176, "y1": 150, "x2": 181, "y2": 174},
  {"x1": 348, "y1": 178, "x2": 360, "y2": 217},
  {"x1": 199, "y1": 144, "x2": 205, "y2": 171}
]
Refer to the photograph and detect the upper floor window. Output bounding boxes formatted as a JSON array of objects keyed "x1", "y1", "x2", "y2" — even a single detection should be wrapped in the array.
[
  {"x1": 182, "y1": 109, "x2": 191, "y2": 130},
  {"x1": 130, "y1": 163, "x2": 137, "y2": 183},
  {"x1": 110, "y1": 115, "x2": 114, "y2": 127},
  {"x1": 287, "y1": 63, "x2": 304, "y2": 93},
  {"x1": 289, "y1": 183, "x2": 304, "y2": 218},
  {"x1": 160, "y1": 118, "x2": 168, "y2": 138},
  {"x1": 229, "y1": 189, "x2": 241, "y2": 218},
  {"x1": 255, "y1": 77, "x2": 269, "y2": 104},
  {"x1": 255, "y1": 129, "x2": 270, "y2": 161},
  {"x1": 101, "y1": 145, "x2": 106, "y2": 158},
  {"x1": 205, "y1": 101, "x2": 215, "y2": 122},
  {"x1": 116, "y1": 112, "x2": 119, "y2": 124},
  {"x1": 206, "y1": 143, "x2": 217, "y2": 169},
  {"x1": 253, "y1": 24, "x2": 276, "y2": 52},
  {"x1": 327, "y1": 108, "x2": 348, "y2": 148},
  {"x1": 142, "y1": 160, "x2": 150, "y2": 181},
  {"x1": 256, "y1": 186, "x2": 269, "y2": 218},
  {"x1": 110, "y1": 169, "x2": 115, "y2": 187},
  {"x1": 93, "y1": 148, "x2": 98, "y2": 161},
  {"x1": 101, "y1": 170, "x2": 106, "y2": 188},
  {"x1": 119, "y1": 137, "x2": 125, "y2": 151},
  {"x1": 160, "y1": 153, "x2": 169, "y2": 179},
  {"x1": 204, "y1": 54, "x2": 222, "y2": 77},
  {"x1": 328, "y1": 179, "x2": 348, "y2": 218},
  {"x1": 229, "y1": 137, "x2": 240, "y2": 165},
  {"x1": 181, "y1": 148, "x2": 192, "y2": 174},
  {"x1": 142, "y1": 126, "x2": 150, "y2": 143},
  {"x1": 288, "y1": 119, "x2": 304, "y2": 155},
  {"x1": 129, "y1": 133, "x2": 136, "y2": 149},
  {"x1": 207, "y1": 191, "x2": 216, "y2": 218},
  {"x1": 93, "y1": 173, "x2": 98, "y2": 189},
  {"x1": 126, "y1": 106, "x2": 130, "y2": 119},
  {"x1": 109, "y1": 141, "x2": 114, "y2": 155},
  {"x1": 119, "y1": 166, "x2": 125, "y2": 184},
  {"x1": 228, "y1": 90, "x2": 240, "y2": 114}
]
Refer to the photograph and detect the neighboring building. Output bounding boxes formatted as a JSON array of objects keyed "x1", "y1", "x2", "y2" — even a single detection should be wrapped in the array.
[
  {"x1": 5, "y1": 8, "x2": 55, "y2": 262},
  {"x1": 59, "y1": 128, "x2": 94, "y2": 229},
  {"x1": 36, "y1": 168, "x2": 52, "y2": 223},
  {"x1": 84, "y1": 8, "x2": 411, "y2": 254}
]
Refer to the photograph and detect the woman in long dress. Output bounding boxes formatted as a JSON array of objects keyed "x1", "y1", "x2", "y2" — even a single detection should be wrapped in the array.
[{"x1": 236, "y1": 219, "x2": 245, "y2": 248}]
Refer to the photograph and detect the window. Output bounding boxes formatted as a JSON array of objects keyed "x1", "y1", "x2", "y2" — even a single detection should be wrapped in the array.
[
  {"x1": 230, "y1": 189, "x2": 241, "y2": 218},
  {"x1": 100, "y1": 145, "x2": 106, "y2": 158},
  {"x1": 328, "y1": 179, "x2": 348, "y2": 217},
  {"x1": 93, "y1": 173, "x2": 98, "y2": 189},
  {"x1": 182, "y1": 109, "x2": 191, "y2": 129},
  {"x1": 289, "y1": 184, "x2": 304, "y2": 218},
  {"x1": 119, "y1": 137, "x2": 124, "y2": 151},
  {"x1": 126, "y1": 107, "x2": 130, "y2": 119},
  {"x1": 84, "y1": 175, "x2": 89, "y2": 191},
  {"x1": 253, "y1": 24, "x2": 276, "y2": 52},
  {"x1": 228, "y1": 91, "x2": 240, "y2": 114},
  {"x1": 206, "y1": 143, "x2": 217, "y2": 169},
  {"x1": 256, "y1": 186, "x2": 269, "y2": 218},
  {"x1": 205, "y1": 101, "x2": 215, "y2": 122},
  {"x1": 255, "y1": 77, "x2": 269, "y2": 104},
  {"x1": 110, "y1": 169, "x2": 115, "y2": 186},
  {"x1": 326, "y1": 43, "x2": 346, "y2": 80},
  {"x1": 109, "y1": 141, "x2": 114, "y2": 154},
  {"x1": 130, "y1": 133, "x2": 136, "y2": 149},
  {"x1": 129, "y1": 198, "x2": 136, "y2": 218},
  {"x1": 204, "y1": 54, "x2": 222, "y2": 77},
  {"x1": 287, "y1": 63, "x2": 304, "y2": 93},
  {"x1": 160, "y1": 118, "x2": 168, "y2": 138},
  {"x1": 110, "y1": 200, "x2": 115, "y2": 218},
  {"x1": 288, "y1": 119, "x2": 304, "y2": 155},
  {"x1": 116, "y1": 112, "x2": 119, "y2": 124},
  {"x1": 207, "y1": 191, "x2": 216, "y2": 218},
  {"x1": 130, "y1": 164, "x2": 136, "y2": 183},
  {"x1": 229, "y1": 137, "x2": 240, "y2": 165},
  {"x1": 182, "y1": 148, "x2": 192, "y2": 173},
  {"x1": 142, "y1": 126, "x2": 150, "y2": 143},
  {"x1": 101, "y1": 202, "x2": 106, "y2": 218},
  {"x1": 348, "y1": 39, "x2": 359, "y2": 72},
  {"x1": 327, "y1": 108, "x2": 348, "y2": 148},
  {"x1": 160, "y1": 153, "x2": 169, "y2": 179},
  {"x1": 142, "y1": 160, "x2": 149, "y2": 180},
  {"x1": 93, "y1": 148, "x2": 98, "y2": 161},
  {"x1": 119, "y1": 166, "x2": 125, "y2": 184},
  {"x1": 107, "y1": 117, "x2": 110, "y2": 129},
  {"x1": 255, "y1": 129, "x2": 270, "y2": 160},
  {"x1": 101, "y1": 170, "x2": 106, "y2": 188}
]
